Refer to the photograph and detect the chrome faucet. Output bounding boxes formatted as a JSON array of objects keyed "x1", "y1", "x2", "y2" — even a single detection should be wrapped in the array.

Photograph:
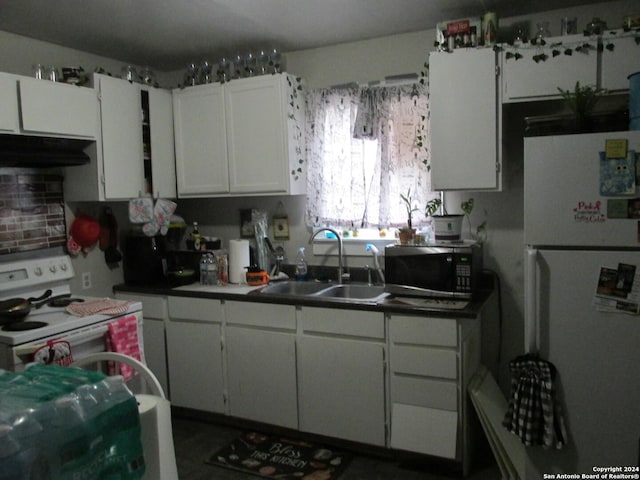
[{"x1": 309, "y1": 227, "x2": 346, "y2": 284}]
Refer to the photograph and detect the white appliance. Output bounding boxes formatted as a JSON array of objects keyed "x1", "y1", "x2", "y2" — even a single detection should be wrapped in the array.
[
  {"x1": 524, "y1": 131, "x2": 640, "y2": 475},
  {"x1": 0, "y1": 254, "x2": 142, "y2": 371}
]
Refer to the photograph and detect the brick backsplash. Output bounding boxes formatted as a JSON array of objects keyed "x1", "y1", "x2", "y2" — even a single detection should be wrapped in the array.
[{"x1": 0, "y1": 172, "x2": 66, "y2": 255}]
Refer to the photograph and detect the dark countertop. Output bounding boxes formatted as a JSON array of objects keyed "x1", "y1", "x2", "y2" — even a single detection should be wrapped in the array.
[{"x1": 113, "y1": 279, "x2": 494, "y2": 319}]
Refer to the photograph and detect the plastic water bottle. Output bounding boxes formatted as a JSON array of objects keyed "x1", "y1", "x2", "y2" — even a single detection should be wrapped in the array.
[
  {"x1": 0, "y1": 423, "x2": 29, "y2": 480},
  {"x1": 200, "y1": 253, "x2": 209, "y2": 285},
  {"x1": 295, "y1": 247, "x2": 308, "y2": 281},
  {"x1": 206, "y1": 253, "x2": 218, "y2": 286}
]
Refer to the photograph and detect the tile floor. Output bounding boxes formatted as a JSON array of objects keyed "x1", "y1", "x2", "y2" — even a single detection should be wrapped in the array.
[{"x1": 171, "y1": 415, "x2": 501, "y2": 480}]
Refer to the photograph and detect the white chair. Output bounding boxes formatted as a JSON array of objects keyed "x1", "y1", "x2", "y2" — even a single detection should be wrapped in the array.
[{"x1": 73, "y1": 352, "x2": 179, "y2": 480}]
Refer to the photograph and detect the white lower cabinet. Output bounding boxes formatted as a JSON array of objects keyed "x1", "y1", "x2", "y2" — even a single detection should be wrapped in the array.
[
  {"x1": 297, "y1": 307, "x2": 386, "y2": 446},
  {"x1": 166, "y1": 296, "x2": 225, "y2": 413},
  {"x1": 151, "y1": 292, "x2": 481, "y2": 469},
  {"x1": 388, "y1": 314, "x2": 480, "y2": 476},
  {"x1": 224, "y1": 301, "x2": 298, "y2": 428},
  {"x1": 114, "y1": 292, "x2": 170, "y2": 399}
]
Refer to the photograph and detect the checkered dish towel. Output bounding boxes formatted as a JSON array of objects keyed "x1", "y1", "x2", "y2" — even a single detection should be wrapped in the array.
[
  {"x1": 66, "y1": 298, "x2": 132, "y2": 317},
  {"x1": 502, "y1": 354, "x2": 567, "y2": 449}
]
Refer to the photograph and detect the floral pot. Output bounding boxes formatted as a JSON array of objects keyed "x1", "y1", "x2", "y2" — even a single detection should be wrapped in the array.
[{"x1": 432, "y1": 215, "x2": 463, "y2": 241}]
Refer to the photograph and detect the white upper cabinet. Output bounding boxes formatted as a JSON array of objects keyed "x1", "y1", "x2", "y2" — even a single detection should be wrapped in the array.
[
  {"x1": 225, "y1": 75, "x2": 291, "y2": 193},
  {"x1": 173, "y1": 73, "x2": 306, "y2": 198},
  {"x1": 0, "y1": 73, "x2": 98, "y2": 138},
  {"x1": 501, "y1": 33, "x2": 599, "y2": 102},
  {"x1": 600, "y1": 31, "x2": 640, "y2": 92},
  {"x1": 147, "y1": 87, "x2": 177, "y2": 199},
  {"x1": 98, "y1": 74, "x2": 145, "y2": 199},
  {"x1": 429, "y1": 48, "x2": 502, "y2": 191},
  {"x1": 19, "y1": 77, "x2": 99, "y2": 138},
  {"x1": 173, "y1": 82, "x2": 229, "y2": 195},
  {"x1": 65, "y1": 74, "x2": 176, "y2": 201},
  {"x1": 0, "y1": 74, "x2": 19, "y2": 133}
]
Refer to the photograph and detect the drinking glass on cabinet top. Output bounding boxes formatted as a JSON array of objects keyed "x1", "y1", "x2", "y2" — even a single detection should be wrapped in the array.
[
  {"x1": 535, "y1": 21, "x2": 551, "y2": 40},
  {"x1": 33, "y1": 63, "x2": 46, "y2": 80},
  {"x1": 217, "y1": 56, "x2": 230, "y2": 82}
]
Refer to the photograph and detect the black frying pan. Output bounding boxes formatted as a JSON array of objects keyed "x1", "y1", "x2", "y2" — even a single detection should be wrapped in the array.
[{"x1": 0, "y1": 289, "x2": 53, "y2": 325}]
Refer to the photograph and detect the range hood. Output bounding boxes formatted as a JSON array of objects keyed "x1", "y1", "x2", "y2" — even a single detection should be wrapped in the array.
[{"x1": 0, "y1": 134, "x2": 92, "y2": 167}]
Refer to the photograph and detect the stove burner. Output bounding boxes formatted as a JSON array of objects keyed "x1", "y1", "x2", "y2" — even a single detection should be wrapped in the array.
[
  {"x1": 3, "y1": 321, "x2": 48, "y2": 331},
  {"x1": 48, "y1": 297, "x2": 85, "y2": 308}
]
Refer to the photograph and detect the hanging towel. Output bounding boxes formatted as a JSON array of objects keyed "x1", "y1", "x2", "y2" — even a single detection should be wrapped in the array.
[
  {"x1": 502, "y1": 354, "x2": 567, "y2": 449},
  {"x1": 104, "y1": 315, "x2": 142, "y2": 381}
]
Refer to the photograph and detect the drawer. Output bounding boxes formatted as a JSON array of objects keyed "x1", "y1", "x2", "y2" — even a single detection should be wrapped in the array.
[
  {"x1": 168, "y1": 296, "x2": 223, "y2": 322},
  {"x1": 389, "y1": 315, "x2": 457, "y2": 347},
  {"x1": 299, "y1": 307, "x2": 384, "y2": 339},
  {"x1": 391, "y1": 375, "x2": 457, "y2": 411},
  {"x1": 116, "y1": 293, "x2": 167, "y2": 319},
  {"x1": 391, "y1": 344, "x2": 457, "y2": 379},
  {"x1": 226, "y1": 301, "x2": 296, "y2": 330},
  {"x1": 390, "y1": 403, "x2": 457, "y2": 459}
]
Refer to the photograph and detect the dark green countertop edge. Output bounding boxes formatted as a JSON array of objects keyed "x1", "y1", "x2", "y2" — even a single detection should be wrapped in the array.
[{"x1": 113, "y1": 283, "x2": 494, "y2": 319}]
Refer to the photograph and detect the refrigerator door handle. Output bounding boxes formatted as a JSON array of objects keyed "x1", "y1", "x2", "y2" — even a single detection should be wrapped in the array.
[{"x1": 525, "y1": 248, "x2": 539, "y2": 354}]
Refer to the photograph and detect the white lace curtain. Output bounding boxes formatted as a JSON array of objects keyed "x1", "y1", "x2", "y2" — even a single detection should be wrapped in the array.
[{"x1": 304, "y1": 83, "x2": 436, "y2": 229}]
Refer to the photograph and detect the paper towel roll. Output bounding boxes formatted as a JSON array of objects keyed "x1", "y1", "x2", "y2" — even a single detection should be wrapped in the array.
[{"x1": 229, "y1": 239, "x2": 250, "y2": 284}]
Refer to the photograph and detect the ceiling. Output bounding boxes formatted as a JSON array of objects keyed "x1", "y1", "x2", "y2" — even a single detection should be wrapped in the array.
[{"x1": 0, "y1": 0, "x2": 615, "y2": 71}]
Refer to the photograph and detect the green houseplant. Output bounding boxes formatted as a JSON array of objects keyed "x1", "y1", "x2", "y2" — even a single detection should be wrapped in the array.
[
  {"x1": 557, "y1": 81, "x2": 606, "y2": 132},
  {"x1": 399, "y1": 188, "x2": 419, "y2": 244},
  {"x1": 425, "y1": 198, "x2": 463, "y2": 241},
  {"x1": 426, "y1": 197, "x2": 486, "y2": 242}
]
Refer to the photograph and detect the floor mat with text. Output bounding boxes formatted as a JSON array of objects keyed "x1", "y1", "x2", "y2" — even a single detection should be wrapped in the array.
[{"x1": 206, "y1": 431, "x2": 352, "y2": 479}]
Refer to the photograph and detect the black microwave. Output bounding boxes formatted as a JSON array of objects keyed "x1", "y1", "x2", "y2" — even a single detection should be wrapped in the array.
[{"x1": 384, "y1": 242, "x2": 482, "y2": 299}]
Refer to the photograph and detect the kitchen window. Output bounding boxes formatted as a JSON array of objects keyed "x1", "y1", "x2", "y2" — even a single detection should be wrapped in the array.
[{"x1": 304, "y1": 83, "x2": 438, "y2": 237}]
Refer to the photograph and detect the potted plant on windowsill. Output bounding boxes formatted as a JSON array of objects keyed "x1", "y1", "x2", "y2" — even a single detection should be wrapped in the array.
[{"x1": 399, "y1": 188, "x2": 419, "y2": 244}]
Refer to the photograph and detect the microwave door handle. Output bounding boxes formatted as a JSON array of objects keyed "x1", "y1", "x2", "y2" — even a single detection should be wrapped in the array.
[{"x1": 13, "y1": 324, "x2": 110, "y2": 357}]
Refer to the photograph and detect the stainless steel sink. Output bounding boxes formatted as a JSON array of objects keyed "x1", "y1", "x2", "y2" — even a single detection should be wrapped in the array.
[
  {"x1": 315, "y1": 284, "x2": 388, "y2": 301},
  {"x1": 254, "y1": 281, "x2": 331, "y2": 296},
  {"x1": 252, "y1": 281, "x2": 389, "y2": 303}
]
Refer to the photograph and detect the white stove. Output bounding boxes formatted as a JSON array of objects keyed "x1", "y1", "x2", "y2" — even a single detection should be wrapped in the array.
[{"x1": 0, "y1": 254, "x2": 141, "y2": 370}]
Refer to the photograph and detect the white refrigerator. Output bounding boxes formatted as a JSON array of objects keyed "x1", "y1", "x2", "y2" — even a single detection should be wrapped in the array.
[{"x1": 524, "y1": 130, "x2": 640, "y2": 475}]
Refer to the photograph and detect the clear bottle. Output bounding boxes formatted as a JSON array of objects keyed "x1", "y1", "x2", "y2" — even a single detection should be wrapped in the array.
[
  {"x1": 199, "y1": 253, "x2": 209, "y2": 285},
  {"x1": 205, "y1": 253, "x2": 218, "y2": 286},
  {"x1": 191, "y1": 222, "x2": 201, "y2": 251},
  {"x1": 294, "y1": 247, "x2": 308, "y2": 281},
  {"x1": 0, "y1": 423, "x2": 29, "y2": 480}
]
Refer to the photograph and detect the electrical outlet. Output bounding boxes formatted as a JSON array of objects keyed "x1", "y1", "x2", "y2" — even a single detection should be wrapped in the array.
[{"x1": 81, "y1": 272, "x2": 92, "y2": 289}]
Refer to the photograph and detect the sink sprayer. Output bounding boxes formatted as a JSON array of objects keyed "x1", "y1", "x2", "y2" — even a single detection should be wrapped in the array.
[{"x1": 365, "y1": 243, "x2": 385, "y2": 285}]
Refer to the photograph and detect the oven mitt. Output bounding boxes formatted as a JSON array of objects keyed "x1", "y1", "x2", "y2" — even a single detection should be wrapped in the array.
[
  {"x1": 129, "y1": 196, "x2": 154, "y2": 223},
  {"x1": 143, "y1": 198, "x2": 177, "y2": 236},
  {"x1": 33, "y1": 340, "x2": 74, "y2": 366}
]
